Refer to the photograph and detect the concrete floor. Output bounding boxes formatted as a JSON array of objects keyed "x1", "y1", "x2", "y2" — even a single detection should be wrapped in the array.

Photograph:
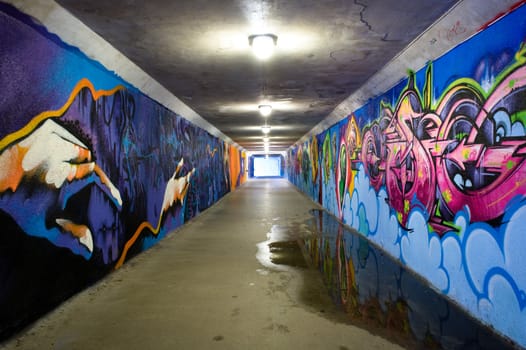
[{"x1": 1, "y1": 179, "x2": 402, "y2": 350}]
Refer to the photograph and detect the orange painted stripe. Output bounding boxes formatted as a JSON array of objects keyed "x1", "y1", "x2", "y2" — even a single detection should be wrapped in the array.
[
  {"x1": 114, "y1": 219, "x2": 161, "y2": 269},
  {"x1": 0, "y1": 78, "x2": 124, "y2": 151},
  {"x1": 115, "y1": 173, "x2": 193, "y2": 269}
]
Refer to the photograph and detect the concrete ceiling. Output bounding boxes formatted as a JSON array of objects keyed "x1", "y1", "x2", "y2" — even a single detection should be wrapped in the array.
[{"x1": 56, "y1": 0, "x2": 458, "y2": 152}]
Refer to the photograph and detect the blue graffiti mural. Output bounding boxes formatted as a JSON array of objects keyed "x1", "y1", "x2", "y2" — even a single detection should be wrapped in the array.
[
  {"x1": 289, "y1": 3, "x2": 526, "y2": 347},
  {"x1": 304, "y1": 209, "x2": 514, "y2": 348}
]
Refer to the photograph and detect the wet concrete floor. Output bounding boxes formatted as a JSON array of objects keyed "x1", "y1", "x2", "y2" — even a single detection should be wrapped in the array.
[{"x1": 0, "y1": 179, "x2": 517, "y2": 349}]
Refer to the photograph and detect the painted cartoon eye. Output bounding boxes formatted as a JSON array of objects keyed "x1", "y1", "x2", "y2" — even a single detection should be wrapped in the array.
[
  {"x1": 453, "y1": 173, "x2": 473, "y2": 190},
  {"x1": 493, "y1": 109, "x2": 512, "y2": 143}
]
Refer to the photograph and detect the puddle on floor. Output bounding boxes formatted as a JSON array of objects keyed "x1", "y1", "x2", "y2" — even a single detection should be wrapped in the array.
[
  {"x1": 268, "y1": 241, "x2": 308, "y2": 268},
  {"x1": 301, "y1": 209, "x2": 518, "y2": 350},
  {"x1": 256, "y1": 224, "x2": 308, "y2": 271}
]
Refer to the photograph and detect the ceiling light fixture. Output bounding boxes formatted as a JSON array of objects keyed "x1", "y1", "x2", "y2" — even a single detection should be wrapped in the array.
[
  {"x1": 262, "y1": 136, "x2": 270, "y2": 143},
  {"x1": 249, "y1": 34, "x2": 278, "y2": 60},
  {"x1": 261, "y1": 125, "x2": 271, "y2": 134},
  {"x1": 258, "y1": 104, "x2": 272, "y2": 117}
]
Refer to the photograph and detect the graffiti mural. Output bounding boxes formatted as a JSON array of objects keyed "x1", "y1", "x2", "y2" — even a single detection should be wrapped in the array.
[
  {"x1": 336, "y1": 116, "x2": 361, "y2": 218},
  {"x1": 303, "y1": 209, "x2": 513, "y2": 349},
  {"x1": 0, "y1": 3, "x2": 241, "y2": 339},
  {"x1": 361, "y1": 59, "x2": 526, "y2": 233},
  {"x1": 288, "y1": 3, "x2": 526, "y2": 347}
]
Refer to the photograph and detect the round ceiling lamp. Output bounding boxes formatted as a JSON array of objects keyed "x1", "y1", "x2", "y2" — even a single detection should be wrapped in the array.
[
  {"x1": 249, "y1": 34, "x2": 278, "y2": 60},
  {"x1": 258, "y1": 104, "x2": 272, "y2": 117},
  {"x1": 261, "y1": 125, "x2": 271, "y2": 134}
]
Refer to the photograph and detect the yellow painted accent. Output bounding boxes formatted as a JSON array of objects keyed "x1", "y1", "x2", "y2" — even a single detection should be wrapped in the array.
[
  {"x1": 462, "y1": 148, "x2": 470, "y2": 160},
  {"x1": 442, "y1": 189, "x2": 452, "y2": 203},
  {"x1": 515, "y1": 42, "x2": 526, "y2": 64},
  {"x1": 0, "y1": 79, "x2": 124, "y2": 151}
]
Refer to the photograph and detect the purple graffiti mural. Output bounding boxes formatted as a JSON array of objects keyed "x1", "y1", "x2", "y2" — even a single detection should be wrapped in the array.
[{"x1": 0, "y1": 3, "x2": 235, "y2": 339}]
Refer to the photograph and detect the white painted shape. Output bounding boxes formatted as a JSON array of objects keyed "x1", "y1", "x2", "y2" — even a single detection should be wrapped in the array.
[
  {"x1": 79, "y1": 227, "x2": 94, "y2": 253},
  {"x1": 19, "y1": 120, "x2": 89, "y2": 187}
]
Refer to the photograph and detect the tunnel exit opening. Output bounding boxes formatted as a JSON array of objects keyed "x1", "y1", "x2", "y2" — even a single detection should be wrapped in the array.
[{"x1": 250, "y1": 155, "x2": 284, "y2": 178}]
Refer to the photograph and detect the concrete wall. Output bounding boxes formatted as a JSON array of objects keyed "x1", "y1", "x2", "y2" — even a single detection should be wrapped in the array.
[
  {"x1": 0, "y1": 3, "x2": 245, "y2": 338},
  {"x1": 288, "y1": 3, "x2": 526, "y2": 347}
]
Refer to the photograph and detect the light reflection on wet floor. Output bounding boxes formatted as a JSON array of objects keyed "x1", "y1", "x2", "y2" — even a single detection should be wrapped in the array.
[{"x1": 261, "y1": 209, "x2": 518, "y2": 350}]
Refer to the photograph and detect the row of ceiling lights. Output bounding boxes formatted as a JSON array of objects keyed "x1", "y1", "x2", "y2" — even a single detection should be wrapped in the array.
[{"x1": 249, "y1": 33, "x2": 277, "y2": 154}]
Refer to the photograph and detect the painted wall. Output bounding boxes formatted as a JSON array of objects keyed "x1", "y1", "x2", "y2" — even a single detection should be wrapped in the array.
[
  {"x1": 304, "y1": 209, "x2": 513, "y2": 348},
  {"x1": 288, "y1": 4, "x2": 526, "y2": 347},
  {"x1": 0, "y1": 3, "x2": 244, "y2": 338},
  {"x1": 228, "y1": 145, "x2": 247, "y2": 191}
]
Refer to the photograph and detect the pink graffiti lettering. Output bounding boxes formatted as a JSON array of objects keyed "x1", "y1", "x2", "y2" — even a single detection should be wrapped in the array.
[{"x1": 361, "y1": 61, "x2": 526, "y2": 234}]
